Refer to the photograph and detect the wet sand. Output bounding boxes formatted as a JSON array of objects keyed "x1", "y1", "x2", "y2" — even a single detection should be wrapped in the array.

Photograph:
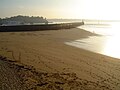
[{"x1": 0, "y1": 28, "x2": 120, "y2": 90}]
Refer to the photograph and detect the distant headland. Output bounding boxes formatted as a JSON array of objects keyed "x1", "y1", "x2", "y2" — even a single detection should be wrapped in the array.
[{"x1": 0, "y1": 15, "x2": 48, "y2": 26}]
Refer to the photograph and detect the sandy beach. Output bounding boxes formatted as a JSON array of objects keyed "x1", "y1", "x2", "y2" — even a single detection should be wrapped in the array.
[{"x1": 0, "y1": 28, "x2": 120, "y2": 90}]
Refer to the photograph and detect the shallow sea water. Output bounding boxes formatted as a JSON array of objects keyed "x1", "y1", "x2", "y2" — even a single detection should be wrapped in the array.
[{"x1": 65, "y1": 22, "x2": 120, "y2": 59}]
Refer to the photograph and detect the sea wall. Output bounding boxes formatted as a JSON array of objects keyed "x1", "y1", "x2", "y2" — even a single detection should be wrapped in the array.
[{"x1": 0, "y1": 22, "x2": 84, "y2": 32}]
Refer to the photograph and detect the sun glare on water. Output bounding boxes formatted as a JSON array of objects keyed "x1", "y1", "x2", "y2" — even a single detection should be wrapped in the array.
[
  {"x1": 66, "y1": 22, "x2": 120, "y2": 59},
  {"x1": 102, "y1": 22, "x2": 120, "y2": 58}
]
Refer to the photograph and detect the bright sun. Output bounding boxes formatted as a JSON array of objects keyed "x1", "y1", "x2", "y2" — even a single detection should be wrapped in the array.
[{"x1": 60, "y1": 0, "x2": 120, "y2": 19}]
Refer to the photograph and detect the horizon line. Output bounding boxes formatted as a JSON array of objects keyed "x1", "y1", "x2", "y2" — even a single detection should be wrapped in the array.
[{"x1": 1, "y1": 15, "x2": 120, "y2": 21}]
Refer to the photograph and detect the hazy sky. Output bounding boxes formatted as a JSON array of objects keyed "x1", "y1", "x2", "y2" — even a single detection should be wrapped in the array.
[{"x1": 0, "y1": 0, "x2": 120, "y2": 19}]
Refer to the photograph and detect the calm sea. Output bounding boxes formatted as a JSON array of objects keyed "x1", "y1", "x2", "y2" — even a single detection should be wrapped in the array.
[{"x1": 65, "y1": 21, "x2": 120, "y2": 59}]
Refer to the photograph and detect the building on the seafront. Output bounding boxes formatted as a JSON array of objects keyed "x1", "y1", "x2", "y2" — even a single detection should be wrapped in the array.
[{"x1": 1, "y1": 21, "x2": 24, "y2": 26}]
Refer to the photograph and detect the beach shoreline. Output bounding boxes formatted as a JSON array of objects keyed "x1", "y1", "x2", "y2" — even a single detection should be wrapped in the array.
[{"x1": 0, "y1": 28, "x2": 120, "y2": 90}]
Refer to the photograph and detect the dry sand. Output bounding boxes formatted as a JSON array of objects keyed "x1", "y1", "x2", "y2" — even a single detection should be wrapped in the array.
[{"x1": 0, "y1": 28, "x2": 120, "y2": 90}]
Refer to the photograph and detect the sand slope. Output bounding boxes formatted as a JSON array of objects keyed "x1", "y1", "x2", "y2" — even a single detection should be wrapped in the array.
[{"x1": 0, "y1": 57, "x2": 24, "y2": 90}]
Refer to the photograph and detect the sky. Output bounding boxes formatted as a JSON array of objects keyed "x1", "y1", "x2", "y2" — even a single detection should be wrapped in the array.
[{"x1": 0, "y1": 0, "x2": 120, "y2": 20}]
